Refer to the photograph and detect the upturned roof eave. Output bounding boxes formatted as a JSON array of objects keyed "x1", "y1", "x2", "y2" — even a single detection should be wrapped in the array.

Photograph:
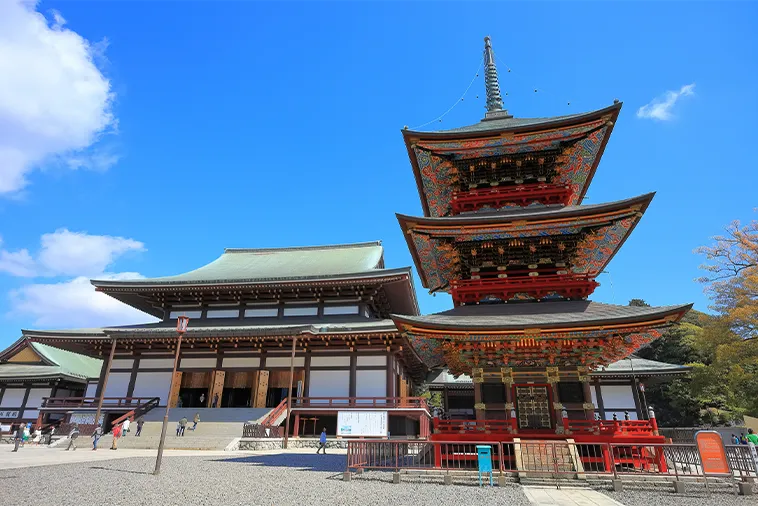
[{"x1": 390, "y1": 302, "x2": 694, "y2": 333}]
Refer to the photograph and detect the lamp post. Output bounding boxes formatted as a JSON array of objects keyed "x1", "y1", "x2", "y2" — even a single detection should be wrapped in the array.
[{"x1": 153, "y1": 315, "x2": 189, "y2": 475}]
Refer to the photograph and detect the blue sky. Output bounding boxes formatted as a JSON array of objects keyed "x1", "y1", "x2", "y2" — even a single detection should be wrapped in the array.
[{"x1": 0, "y1": 1, "x2": 756, "y2": 348}]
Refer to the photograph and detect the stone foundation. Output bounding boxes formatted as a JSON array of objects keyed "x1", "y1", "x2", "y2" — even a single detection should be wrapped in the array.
[{"x1": 238, "y1": 438, "x2": 349, "y2": 451}]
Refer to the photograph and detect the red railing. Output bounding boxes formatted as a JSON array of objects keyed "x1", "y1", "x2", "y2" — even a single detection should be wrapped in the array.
[
  {"x1": 345, "y1": 440, "x2": 758, "y2": 486},
  {"x1": 451, "y1": 274, "x2": 599, "y2": 304},
  {"x1": 40, "y1": 397, "x2": 161, "y2": 411},
  {"x1": 451, "y1": 183, "x2": 572, "y2": 214},
  {"x1": 434, "y1": 417, "x2": 657, "y2": 437},
  {"x1": 292, "y1": 397, "x2": 429, "y2": 410},
  {"x1": 435, "y1": 418, "x2": 518, "y2": 434},
  {"x1": 259, "y1": 399, "x2": 289, "y2": 427},
  {"x1": 109, "y1": 397, "x2": 160, "y2": 428}
]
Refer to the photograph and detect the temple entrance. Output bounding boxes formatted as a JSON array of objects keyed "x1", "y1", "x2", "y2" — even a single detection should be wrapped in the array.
[
  {"x1": 221, "y1": 388, "x2": 252, "y2": 407},
  {"x1": 178, "y1": 372, "x2": 211, "y2": 407},
  {"x1": 515, "y1": 385, "x2": 552, "y2": 429}
]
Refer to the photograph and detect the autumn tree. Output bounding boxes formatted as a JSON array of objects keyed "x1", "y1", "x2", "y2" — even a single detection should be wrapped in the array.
[{"x1": 697, "y1": 219, "x2": 758, "y2": 340}]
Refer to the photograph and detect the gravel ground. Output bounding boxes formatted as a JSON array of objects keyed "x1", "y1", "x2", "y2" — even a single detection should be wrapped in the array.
[
  {"x1": 0, "y1": 453, "x2": 531, "y2": 506},
  {"x1": 603, "y1": 484, "x2": 757, "y2": 506}
]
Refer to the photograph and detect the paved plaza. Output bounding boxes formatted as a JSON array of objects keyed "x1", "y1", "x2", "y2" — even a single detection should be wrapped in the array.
[{"x1": 0, "y1": 446, "x2": 755, "y2": 506}]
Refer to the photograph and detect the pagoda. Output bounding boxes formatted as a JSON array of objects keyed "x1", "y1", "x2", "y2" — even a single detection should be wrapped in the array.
[{"x1": 392, "y1": 37, "x2": 691, "y2": 441}]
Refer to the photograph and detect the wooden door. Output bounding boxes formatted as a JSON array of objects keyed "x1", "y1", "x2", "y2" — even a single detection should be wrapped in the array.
[{"x1": 515, "y1": 385, "x2": 552, "y2": 429}]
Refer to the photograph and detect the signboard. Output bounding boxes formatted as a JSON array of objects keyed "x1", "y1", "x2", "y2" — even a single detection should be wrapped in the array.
[
  {"x1": 695, "y1": 430, "x2": 731, "y2": 476},
  {"x1": 0, "y1": 410, "x2": 20, "y2": 419},
  {"x1": 337, "y1": 410, "x2": 388, "y2": 437}
]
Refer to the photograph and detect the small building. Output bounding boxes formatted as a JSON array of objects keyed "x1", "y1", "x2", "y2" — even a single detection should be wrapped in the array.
[{"x1": 0, "y1": 338, "x2": 101, "y2": 432}]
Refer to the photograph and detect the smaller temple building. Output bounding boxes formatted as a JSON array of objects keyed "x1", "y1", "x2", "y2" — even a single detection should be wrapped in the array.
[{"x1": 0, "y1": 338, "x2": 101, "y2": 432}]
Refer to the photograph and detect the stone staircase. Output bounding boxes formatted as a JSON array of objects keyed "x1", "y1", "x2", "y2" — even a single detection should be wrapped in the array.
[{"x1": 517, "y1": 440, "x2": 577, "y2": 478}]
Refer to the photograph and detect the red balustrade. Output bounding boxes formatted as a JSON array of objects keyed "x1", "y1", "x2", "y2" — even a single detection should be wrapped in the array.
[
  {"x1": 451, "y1": 274, "x2": 599, "y2": 304},
  {"x1": 451, "y1": 183, "x2": 572, "y2": 214}
]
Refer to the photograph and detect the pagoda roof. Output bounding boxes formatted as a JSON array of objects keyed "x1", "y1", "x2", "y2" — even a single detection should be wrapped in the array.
[
  {"x1": 397, "y1": 193, "x2": 654, "y2": 291},
  {"x1": 92, "y1": 241, "x2": 388, "y2": 288},
  {"x1": 405, "y1": 103, "x2": 622, "y2": 138},
  {"x1": 392, "y1": 301, "x2": 693, "y2": 332},
  {"x1": 402, "y1": 103, "x2": 622, "y2": 217}
]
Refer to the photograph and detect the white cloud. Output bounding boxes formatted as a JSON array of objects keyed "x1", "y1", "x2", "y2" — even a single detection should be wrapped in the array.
[
  {"x1": 0, "y1": 229, "x2": 144, "y2": 277},
  {"x1": 637, "y1": 83, "x2": 695, "y2": 121},
  {"x1": 0, "y1": 0, "x2": 115, "y2": 195},
  {"x1": 10, "y1": 273, "x2": 158, "y2": 328}
]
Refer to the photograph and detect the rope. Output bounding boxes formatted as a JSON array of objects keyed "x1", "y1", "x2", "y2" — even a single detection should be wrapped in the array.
[
  {"x1": 493, "y1": 51, "x2": 574, "y2": 108},
  {"x1": 409, "y1": 58, "x2": 484, "y2": 130}
]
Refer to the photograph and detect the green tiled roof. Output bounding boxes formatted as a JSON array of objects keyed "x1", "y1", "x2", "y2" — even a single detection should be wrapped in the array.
[
  {"x1": 0, "y1": 341, "x2": 102, "y2": 382},
  {"x1": 92, "y1": 241, "x2": 388, "y2": 287}
]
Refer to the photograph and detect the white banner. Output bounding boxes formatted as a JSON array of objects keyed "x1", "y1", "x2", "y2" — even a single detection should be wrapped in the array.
[{"x1": 337, "y1": 410, "x2": 388, "y2": 437}]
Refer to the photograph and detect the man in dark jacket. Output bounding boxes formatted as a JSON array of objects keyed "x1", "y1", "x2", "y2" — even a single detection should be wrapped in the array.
[
  {"x1": 11, "y1": 425, "x2": 23, "y2": 452},
  {"x1": 135, "y1": 417, "x2": 145, "y2": 437}
]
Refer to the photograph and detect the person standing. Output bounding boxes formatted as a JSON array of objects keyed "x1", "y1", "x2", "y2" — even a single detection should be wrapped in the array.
[
  {"x1": 135, "y1": 416, "x2": 144, "y2": 437},
  {"x1": 212, "y1": 393, "x2": 219, "y2": 408},
  {"x1": 179, "y1": 416, "x2": 188, "y2": 436},
  {"x1": 122, "y1": 417, "x2": 130, "y2": 437},
  {"x1": 192, "y1": 413, "x2": 200, "y2": 431},
  {"x1": 746, "y1": 428, "x2": 758, "y2": 445},
  {"x1": 199, "y1": 393, "x2": 206, "y2": 407},
  {"x1": 111, "y1": 423, "x2": 122, "y2": 450},
  {"x1": 92, "y1": 424, "x2": 103, "y2": 451},
  {"x1": 316, "y1": 427, "x2": 327, "y2": 455},
  {"x1": 65, "y1": 423, "x2": 80, "y2": 451},
  {"x1": 11, "y1": 425, "x2": 23, "y2": 452}
]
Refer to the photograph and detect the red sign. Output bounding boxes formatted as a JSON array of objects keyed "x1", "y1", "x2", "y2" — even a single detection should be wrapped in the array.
[{"x1": 695, "y1": 431, "x2": 731, "y2": 476}]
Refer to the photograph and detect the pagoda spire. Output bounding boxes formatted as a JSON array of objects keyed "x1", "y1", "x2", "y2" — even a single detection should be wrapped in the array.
[{"x1": 483, "y1": 36, "x2": 512, "y2": 120}]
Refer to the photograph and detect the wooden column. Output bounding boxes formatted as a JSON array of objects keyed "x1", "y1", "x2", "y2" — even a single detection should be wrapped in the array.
[
  {"x1": 472, "y1": 368, "x2": 484, "y2": 420},
  {"x1": 631, "y1": 379, "x2": 644, "y2": 420},
  {"x1": 594, "y1": 382, "x2": 606, "y2": 420},
  {"x1": 94, "y1": 338, "x2": 117, "y2": 427},
  {"x1": 578, "y1": 367, "x2": 595, "y2": 421},
  {"x1": 254, "y1": 371, "x2": 269, "y2": 408},
  {"x1": 348, "y1": 353, "x2": 357, "y2": 398},
  {"x1": 168, "y1": 371, "x2": 183, "y2": 408},
  {"x1": 126, "y1": 355, "x2": 140, "y2": 398},
  {"x1": 546, "y1": 367, "x2": 563, "y2": 434},
  {"x1": 209, "y1": 370, "x2": 225, "y2": 408},
  {"x1": 303, "y1": 351, "x2": 311, "y2": 398},
  {"x1": 502, "y1": 368, "x2": 514, "y2": 431}
]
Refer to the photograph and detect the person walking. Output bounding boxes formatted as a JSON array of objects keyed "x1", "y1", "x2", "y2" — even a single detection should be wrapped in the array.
[
  {"x1": 65, "y1": 423, "x2": 80, "y2": 451},
  {"x1": 192, "y1": 412, "x2": 200, "y2": 431},
  {"x1": 111, "y1": 423, "x2": 122, "y2": 450},
  {"x1": 11, "y1": 425, "x2": 23, "y2": 452},
  {"x1": 122, "y1": 417, "x2": 130, "y2": 437},
  {"x1": 92, "y1": 424, "x2": 103, "y2": 451},
  {"x1": 746, "y1": 428, "x2": 758, "y2": 445},
  {"x1": 732, "y1": 433, "x2": 741, "y2": 445},
  {"x1": 212, "y1": 393, "x2": 219, "y2": 408},
  {"x1": 135, "y1": 416, "x2": 144, "y2": 437},
  {"x1": 179, "y1": 416, "x2": 188, "y2": 436},
  {"x1": 199, "y1": 393, "x2": 206, "y2": 407},
  {"x1": 316, "y1": 427, "x2": 327, "y2": 455}
]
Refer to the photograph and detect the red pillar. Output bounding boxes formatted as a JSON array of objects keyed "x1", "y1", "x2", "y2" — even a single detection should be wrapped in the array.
[{"x1": 293, "y1": 413, "x2": 300, "y2": 438}]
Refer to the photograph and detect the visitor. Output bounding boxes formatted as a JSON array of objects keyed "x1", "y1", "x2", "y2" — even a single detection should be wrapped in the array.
[
  {"x1": 732, "y1": 433, "x2": 740, "y2": 445},
  {"x1": 65, "y1": 423, "x2": 80, "y2": 451},
  {"x1": 316, "y1": 427, "x2": 327, "y2": 455},
  {"x1": 740, "y1": 433, "x2": 748, "y2": 445},
  {"x1": 177, "y1": 397, "x2": 183, "y2": 408},
  {"x1": 746, "y1": 428, "x2": 758, "y2": 445},
  {"x1": 179, "y1": 416, "x2": 188, "y2": 436},
  {"x1": 122, "y1": 417, "x2": 130, "y2": 437},
  {"x1": 193, "y1": 412, "x2": 200, "y2": 430},
  {"x1": 31, "y1": 426, "x2": 42, "y2": 445},
  {"x1": 135, "y1": 416, "x2": 144, "y2": 437},
  {"x1": 23, "y1": 424, "x2": 30, "y2": 443},
  {"x1": 11, "y1": 425, "x2": 23, "y2": 452},
  {"x1": 212, "y1": 393, "x2": 219, "y2": 408},
  {"x1": 111, "y1": 423, "x2": 122, "y2": 450},
  {"x1": 92, "y1": 424, "x2": 103, "y2": 451},
  {"x1": 200, "y1": 393, "x2": 206, "y2": 406}
]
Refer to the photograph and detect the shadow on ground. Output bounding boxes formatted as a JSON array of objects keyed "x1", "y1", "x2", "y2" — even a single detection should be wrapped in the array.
[
  {"x1": 211, "y1": 453, "x2": 346, "y2": 473},
  {"x1": 89, "y1": 465, "x2": 153, "y2": 475}
]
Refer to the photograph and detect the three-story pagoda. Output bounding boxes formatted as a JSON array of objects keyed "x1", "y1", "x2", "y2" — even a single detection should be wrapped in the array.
[{"x1": 392, "y1": 38, "x2": 691, "y2": 438}]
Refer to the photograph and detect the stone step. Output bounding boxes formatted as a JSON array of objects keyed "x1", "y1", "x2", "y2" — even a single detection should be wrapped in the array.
[
  {"x1": 140, "y1": 407, "x2": 271, "y2": 423},
  {"x1": 90, "y1": 434, "x2": 235, "y2": 451},
  {"x1": 123, "y1": 421, "x2": 243, "y2": 438}
]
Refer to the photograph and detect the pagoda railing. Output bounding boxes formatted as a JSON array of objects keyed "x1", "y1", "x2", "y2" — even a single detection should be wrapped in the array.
[
  {"x1": 451, "y1": 183, "x2": 572, "y2": 214},
  {"x1": 451, "y1": 273, "x2": 599, "y2": 304}
]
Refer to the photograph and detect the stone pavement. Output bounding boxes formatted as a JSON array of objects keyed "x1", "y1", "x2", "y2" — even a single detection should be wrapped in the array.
[{"x1": 524, "y1": 486, "x2": 626, "y2": 506}]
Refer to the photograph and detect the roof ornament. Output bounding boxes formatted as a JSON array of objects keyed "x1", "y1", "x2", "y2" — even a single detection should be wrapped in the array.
[{"x1": 483, "y1": 36, "x2": 512, "y2": 121}]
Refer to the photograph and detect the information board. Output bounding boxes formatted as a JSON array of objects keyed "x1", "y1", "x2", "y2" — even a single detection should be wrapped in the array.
[
  {"x1": 337, "y1": 410, "x2": 388, "y2": 437},
  {"x1": 695, "y1": 430, "x2": 731, "y2": 476}
]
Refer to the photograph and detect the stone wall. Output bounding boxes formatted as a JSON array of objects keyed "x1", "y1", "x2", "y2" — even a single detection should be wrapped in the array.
[{"x1": 237, "y1": 438, "x2": 349, "y2": 451}]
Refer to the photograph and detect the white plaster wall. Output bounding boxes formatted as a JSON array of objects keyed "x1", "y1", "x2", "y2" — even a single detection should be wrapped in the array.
[
  {"x1": 180, "y1": 358, "x2": 217, "y2": 369},
  {"x1": 308, "y1": 370, "x2": 349, "y2": 400},
  {"x1": 23, "y1": 410, "x2": 39, "y2": 420},
  {"x1": 139, "y1": 358, "x2": 175, "y2": 369},
  {"x1": 132, "y1": 372, "x2": 172, "y2": 404},
  {"x1": 111, "y1": 359, "x2": 134, "y2": 369},
  {"x1": 103, "y1": 372, "x2": 132, "y2": 398},
  {"x1": 266, "y1": 357, "x2": 305, "y2": 368},
  {"x1": 310, "y1": 356, "x2": 350, "y2": 367},
  {"x1": 600, "y1": 385, "x2": 636, "y2": 410},
  {"x1": 85, "y1": 383, "x2": 98, "y2": 398},
  {"x1": 24, "y1": 388, "x2": 52, "y2": 409},
  {"x1": 357, "y1": 356, "x2": 387, "y2": 367},
  {"x1": 355, "y1": 370, "x2": 386, "y2": 399},
  {"x1": 222, "y1": 357, "x2": 260, "y2": 368},
  {"x1": 0, "y1": 388, "x2": 26, "y2": 407}
]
